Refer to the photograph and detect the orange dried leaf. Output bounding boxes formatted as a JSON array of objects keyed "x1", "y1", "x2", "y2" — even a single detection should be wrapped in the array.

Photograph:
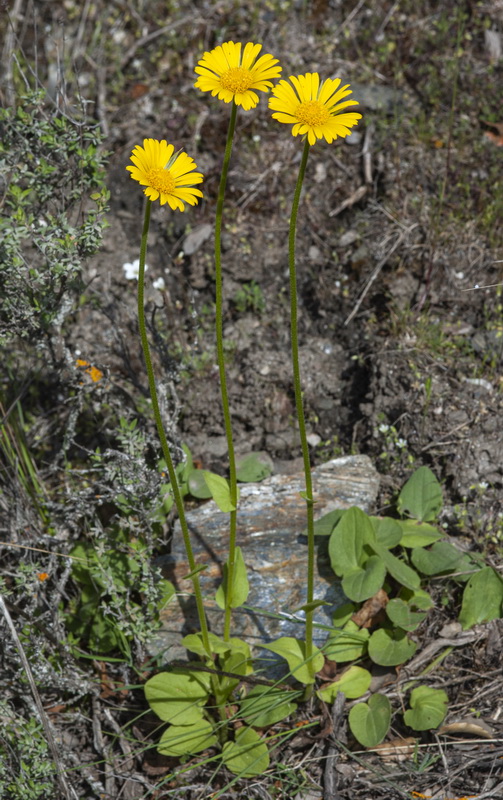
[
  {"x1": 351, "y1": 588, "x2": 389, "y2": 628},
  {"x1": 483, "y1": 121, "x2": 503, "y2": 146},
  {"x1": 372, "y1": 736, "x2": 416, "y2": 762}
]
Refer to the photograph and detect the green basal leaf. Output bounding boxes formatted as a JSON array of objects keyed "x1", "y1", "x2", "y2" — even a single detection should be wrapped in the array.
[
  {"x1": 311, "y1": 508, "x2": 346, "y2": 537},
  {"x1": 326, "y1": 623, "x2": 370, "y2": 663},
  {"x1": 397, "y1": 466, "x2": 443, "y2": 522},
  {"x1": 236, "y1": 452, "x2": 272, "y2": 483},
  {"x1": 404, "y1": 686, "x2": 448, "y2": 731},
  {"x1": 260, "y1": 637, "x2": 324, "y2": 685},
  {"x1": 397, "y1": 519, "x2": 443, "y2": 548},
  {"x1": 215, "y1": 546, "x2": 250, "y2": 610},
  {"x1": 370, "y1": 517, "x2": 402, "y2": 548},
  {"x1": 202, "y1": 470, "x2": 239, "y2": 512},
  {"x1": 328, "y1": 506, "x2": 375, "y2": 577},
  {"x1": 144, "y1": 669, "x2": 210, "y2": 724},
  {"x1": 348, "y1": 694, "x2": 391, "y2": 747},
  {"x1": 222, "y1": 726, "x2": 270, "y2": 777},
  {"x1": 318, "y1": 665, "x2": 372, "y2": 702},
  {"x1": 331, "y1": 602, "x2": 357, "y2": 627},
  {"x1": 187, "y1": 468, "x2": 212, "y2": 499},
  {"x1": 459, "y1": 567, "x2": 503, "y2": 630},
  {"x1": 411, "y1": 541, "x2": 463, "y2": 576},
  {"x1": 157, "y1": 719, "x2": 218, "y2": 757},
  {"x1": 240, "y1": 685, "x2": 298, "y2": 727},
  {"x1": 368, "y1": 628, "x2": 417, "y2": 666},
  {"x1": 342, "y1": 556, "x2": 387, "y2": 602},
  {"x1": 386, "y1": 597, "x2": 429, "y2": 632},
  {"x1": 370, "y1": 542, "x2": 420, "y2": 590},
  {"x1": 324, "y1": 620, "x2": 370, "y2": 662}
]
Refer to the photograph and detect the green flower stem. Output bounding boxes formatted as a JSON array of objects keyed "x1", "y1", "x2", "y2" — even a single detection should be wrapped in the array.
[
  {"x1": 288, "y1": 138, "x2": 315, "y2": 686},
  {"x1": 215, "y1": 101, "x2": 239, "y2": 642},
  {"x1": 137, "y1": 199, "x2": 211, "y2": 656}
]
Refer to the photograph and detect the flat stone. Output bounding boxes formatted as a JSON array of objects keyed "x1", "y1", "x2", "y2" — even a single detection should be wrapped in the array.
[{"x1": 150, "y1": 455, "x2": 379, "y2": 660}]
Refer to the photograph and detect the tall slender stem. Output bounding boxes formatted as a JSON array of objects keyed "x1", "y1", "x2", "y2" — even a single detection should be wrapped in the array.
[
  {"x1": 137, "y1": 199, "x2": 211, "y2": 656},
  {"x1": 214, "y1": 101, "x2": 239, "y2": 642},
  {"x1": 288, "y1": 138, "x2": 315, "y2": 681}
]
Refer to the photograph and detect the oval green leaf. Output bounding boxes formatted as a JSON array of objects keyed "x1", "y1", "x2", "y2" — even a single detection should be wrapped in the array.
[
  {"x1": 187, "y1": 468, "x2": 212, "y2": 499},
  {"x1": 324, "y1": 620, "x2": 370, "y2": 662},
  {"x1": 371, "y1": 516, "x2": 403, "y2": 548},
  {"x1": 386, "y1": 598, "x2": 429, "y2": 632},
  {"x1": 157, "y1": 719, "x2": 217, "y2": 756},
  {"x1": 144, "y1": 669, "x2": 210, "y2": 724},
  {"x1": 398, "y1": 519, "x2": 443, "y2": 548},
  {"x1": 459, "y1": 567, "x2": 503, "y2": 630},
  {"x1": 348, "y1": 693, "x2": 391, "y2": 747},
  {"x1": 397, "y1": 466, "x2": 443, "y2": 522},
  {"x1": 236, "y1": 452, "x2": 272, "y2": 483},
  {"x1": 404, "y1": 686, "x2": 448, "y2": 731},
  {"x1": 368, "y1": 628, "x2": 417, "y2": 666},
  {"x1": 240, "y1": 686, "x2": 298, "y2": 728},
  {"x1": 370, "y1": 542, "x2": 420, "y2": 590},
  {"x1": 222, "y1": 726, "x2": 270, "y2": 777},
  {"x1": 328, "y1": 506, "x2": 375, "y2": 577},
  {"x1": 342, "y1": 555, "x2": 387, "y2": 602},
  {"x1": 318, "y1": 665, "x2": 372, "y2": 702},
  {"x1": 202, "y1": 470, "x2": 239, "y2": 512},
  {"x1": 312, "y1": 508, "x2": 346, "y2": 537},
  {"x1": 411, "y1": 541, "x2": 462, "y2": 576}
]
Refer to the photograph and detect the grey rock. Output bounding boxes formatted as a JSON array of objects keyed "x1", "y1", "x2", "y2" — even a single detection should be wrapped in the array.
[
  {"x1": 150, "y1": 456, "x2": 379, "y2": 661},
  {"x1": 182, "y1": 223, "x2": 212, "y2": 256}
]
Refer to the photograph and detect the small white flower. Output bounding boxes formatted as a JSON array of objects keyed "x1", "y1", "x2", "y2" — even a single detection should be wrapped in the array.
[
  {"x1": 152, "y1": 277, "x2": 166, "y2": 291},
  {"x1": 122, "y1": 258, "x2": 149, "y2": 280},
  {"x1": 396, "y1": 438, "x2": 408, "y2": 449},
  {"x1": 378, "y1": 423, "x2": 390, "y2": 434}
]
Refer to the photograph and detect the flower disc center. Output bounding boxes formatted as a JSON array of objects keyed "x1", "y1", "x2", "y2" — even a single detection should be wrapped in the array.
[
  {"x1": 146, "y1": 167, "x2": 175, "y2": 195},
  {"x1": 295, "y1": 100, "x2": 331, "y2": 127},
  {"x1": 220, "y1": 67, "x2": 253, "y2": 94}
]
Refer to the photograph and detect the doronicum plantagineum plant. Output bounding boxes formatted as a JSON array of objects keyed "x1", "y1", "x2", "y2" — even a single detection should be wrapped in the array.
[
  {"x1": 268, "y1": 72, "x2": 361, "y2": 689},
  {"x1": 126, "y1": 135, "x2": 301, "y2": 777},
  {"x1": 194, "y1": 41, "x2": 282, "y2": 641}
]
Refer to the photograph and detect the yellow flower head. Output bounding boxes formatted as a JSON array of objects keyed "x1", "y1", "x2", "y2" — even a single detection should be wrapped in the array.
[
  {"x1": 269, "y1": 72, "x2": 362, "y2": 146},
  {"x1": 126, "y1": 139, "x2": 204, "y2": 211},
  {"x1": 194, "y1": 41, "x2": 281, "y2": 110}
]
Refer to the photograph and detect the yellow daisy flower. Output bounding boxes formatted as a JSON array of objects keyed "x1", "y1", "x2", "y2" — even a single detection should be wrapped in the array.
[
  {"x1": 194, "y1": 40, "x2": 281, "y2": 111},
  {"x1": 269, "y1": 72, "x2": 362, "y2": 146},
  {"x1": 126, "y1": 139, "x2": 204, "y2": 211}
]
